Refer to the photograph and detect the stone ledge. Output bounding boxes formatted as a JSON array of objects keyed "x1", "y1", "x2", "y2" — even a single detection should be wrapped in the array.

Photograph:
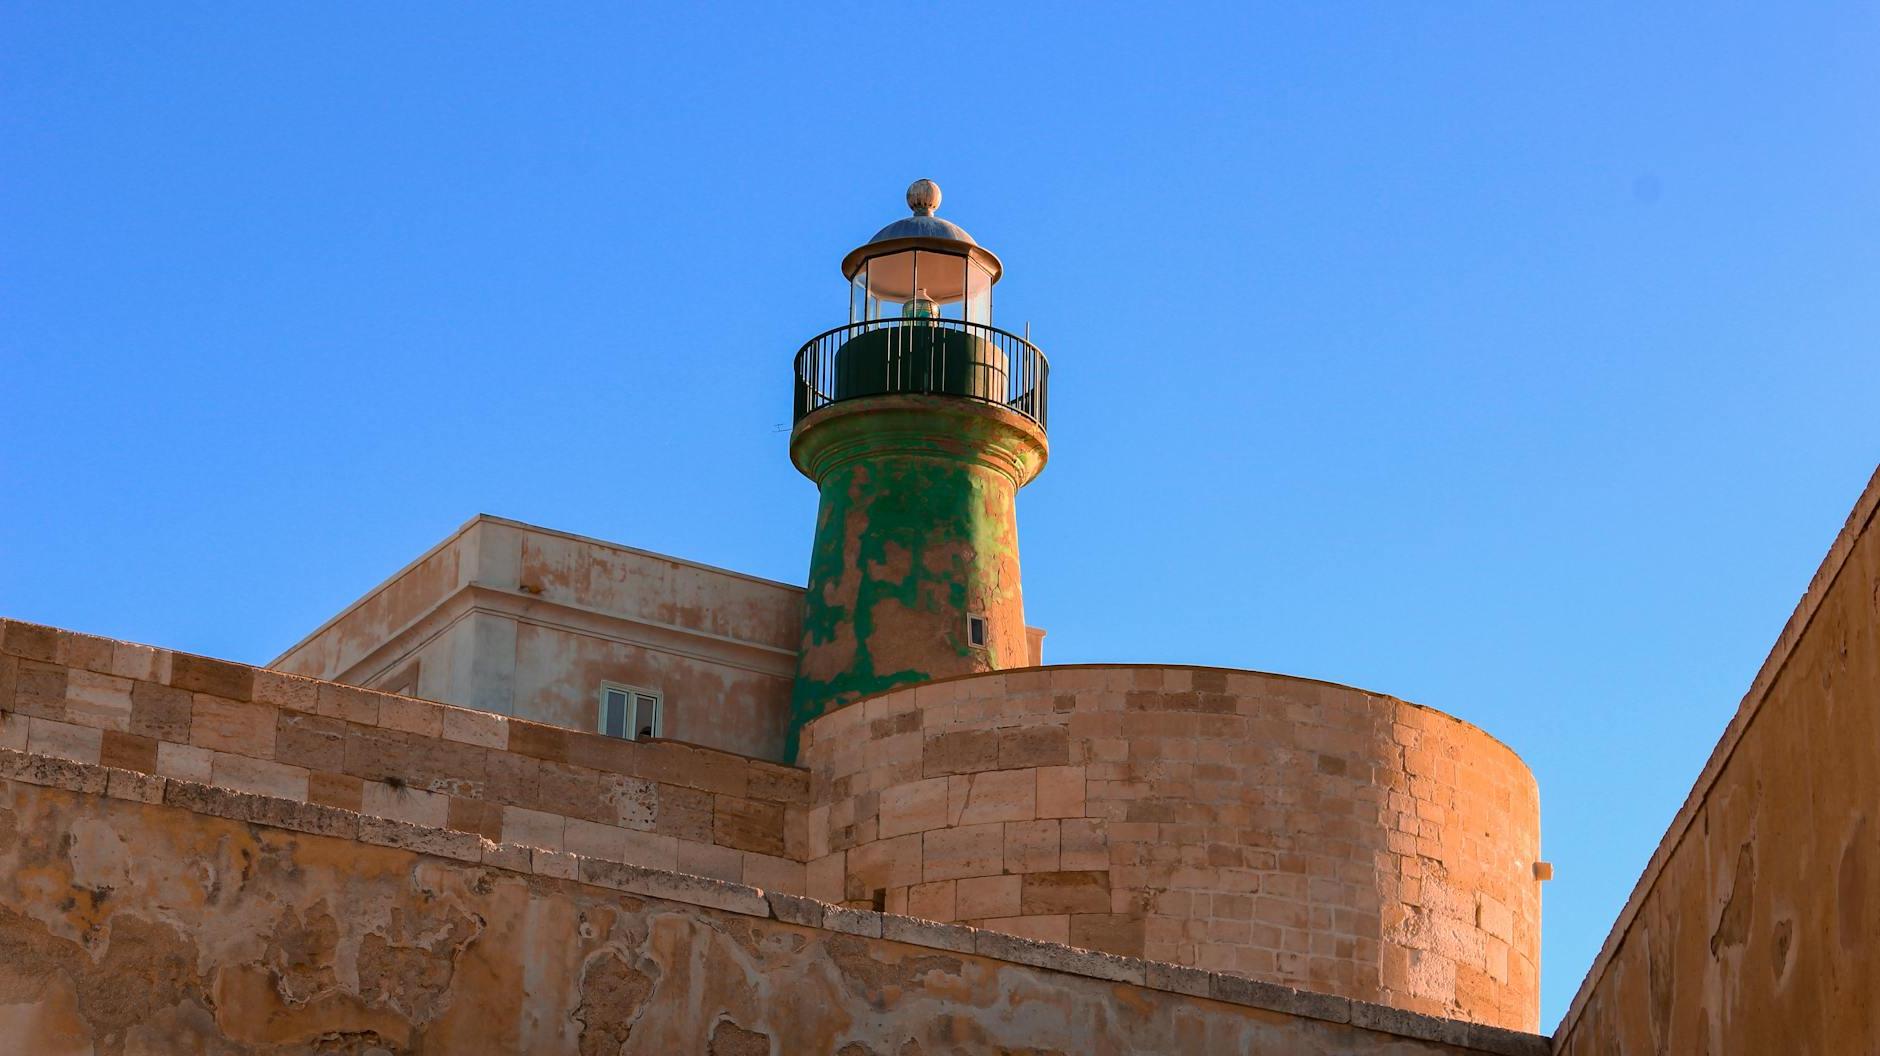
[{"x1": 0, "y1": 746, "x2": 1549, "y2": 1056}]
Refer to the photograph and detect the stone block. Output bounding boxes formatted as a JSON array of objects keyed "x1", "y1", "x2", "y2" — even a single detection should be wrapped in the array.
[
  {"x1": 0, "y1": 748, "x2": 107, "y2": 794},
  {"x1": 1069, "y1": 913, "x2": 1146, "y2": 958},
  {"x1": 922, "y1": 729, "x2": 1000, "y2": 777},
  {"x1": 28, "y1": 717, "x2": 102, "y2": 764},
  {"x1": 129, "y1": 681, "x2": 192, "y2": 742},
  {"x1": 713, "y1": 794, "x2": 785, "y2": 856},
  {"x1": 1021, "y1": 871, "x2": 1110, "y2": 915},
  {"x1": 211, "y1": 753, "x2": 309, "y2": 801},
  {"x1": 99, "y1": 730, "x2": 158, "y2": 773},
  {"x1": 1477, "y1": 894, "x2": 1514, "y2": 943},
  {"x1": 1209, "y1": 972, "x2": 1351, "y2": 1023},
  {"x1": 2, "y1": 620, "x2": 59, "y2": 661},
  {"x1": 63, "y1": 670, "x2": 132, "y2": 731},
  {"x1": 823, "y1": 904, "x2": 883, "y2": 938},
  {"x1": 882, "y1": 913, "x2": 977, "y2": 954},
  {"x1": 12, "y1": 660, "x2": 68, "y2": 721},
  {"x1": 956, "y1": 769, "x2": 1036, "y2": 825},
  {"x1": 104, "y1": 767, "x2": 166, "y2": 804},
  {"x1": 907, "y1": 879, "x2": 957, "y2": 922},
  {"x1": 507, "y1": 719, "x2": 574, "y2": 763},
  {"x1": 358, "y1": 815, "x2": 483, "y2": 862},
  {"x1": 377, "y1": 696, "x2": 444, "y2": 738},
  {"x1": 923, "y1": 822, "x2": 1004, "y2": 881},
  {"x1": 579, "y1": 858, "x2": 768, "y2": 917},
  {"x1": 973, "y1": 928, "x2": 1143, "y2": 983},
  {"x1": 53, "y1": 632, "x2": 114, "y2": 674},
  {"x1": 155, "y1": 741, "x2": 213, "y2": 782},
  {"x1": 169, "y1": 653, "x2": 253, "y2": 701},
  {"x1": 652, "y1": 783, "x2": 714, "y2": 843},
  {"x1": 747, "y1": 760, "x2": 811, "y2": 805},
  {"x1": 529, "y1": 759, "x2": 613, "y2": 825},
  {"x1": 620, "y1": 828, "x2": 680, "y2": 871},
  {"x1": 878, "y1": 776, "x2": 950, "y2": 838},
  {"x1": 1059, "y1": 818, "x2": 1109, "y2": 871},
  {"x1": 766, "y1": 890, "x2": 826, "y2": 929},
  {"x1": 629, "y1": 741, "x2": 749, "y2": 798},
  {"x1": 1004, "y1": 819, "x2": 1061, "y2": 873},
  {"x1": 1145, "y1": 960, "x2": 1211, "y2": 998},
  {"x1": 314, "y1": 682, "x2": 380, "y2": 725},
  {"x1": 532, "y1": 848, "x2": 579, "y2": 880},
  {"x1": 501, "y1": 805, "x2": 566, "y2": 850},
  {"x1": 275, "y1": 711, "x2": 347, "y2": 772},
  {"x1": 783, "y1": 805, "x2": 810, "y2": 861},
  {"x1": 251, "y1": 669, "x2": 318, "y2": 713},
  {"x1": 480, "y1": 841, "x2": 533, "y2": 873},
  {"x1": 1036, "y1": 764, "x2": 1087, "y2": 819},
  {"x1": 343, "y1": 724, "x2": 487, "y2": 797},
  {"x1": 846, "y1": 832, "x2": 923, "y2": 897},
  {"x1": 743, "y1": 852, "x2": 805, "y2": 895},
  {"x1": 307, "y1": 770, "x2": 363, "y2": 812},
  {"x1": 602, "y1": 775, "x2": 657, "y2": 831},
  {"x1": 190, "y1": 695, "x2": 276, "y2": 757},
  {"x1": 677, "y1": 840, "x2": 744, "y2": 882},
  {"x1": 440, "y1": 706, "x2": 508, "y2": 749},
  {"x1": 564, "y1": 817, "x2": 630, "y2": 860},
  {"x1": 806, "y1": 852, "x2": 845, "y2": 903},
  {"x1": 446, "y1": 796, "x2": 504, "y2": 841},
  {"x1": 956, "y1": 874, "x2": 1021, "y2": 919},
  {"x1": 360, "y1": 777, "x2": 449, "y2": 826},
  {"x1": 164, "y1": 780, "x2": 356, "y2": 839},
  {"x1": 999, "y1": 725, "x2": 1070, "y2": 768}
]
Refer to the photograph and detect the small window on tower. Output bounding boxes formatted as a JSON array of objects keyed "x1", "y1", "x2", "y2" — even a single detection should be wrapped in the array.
[
  {"x1": 599, "y1": 683, "x2": 662, "y2": 741},
  {"x1": 967, "y1": 614, "x2": 988, "y2": 648}
]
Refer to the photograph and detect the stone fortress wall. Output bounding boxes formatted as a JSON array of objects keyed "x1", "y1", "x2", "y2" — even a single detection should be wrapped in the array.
[
  {"x1": 2, "y1": 616, "x2": 1539, "y2": 1032},
  {"x1": 799, "y1": 665, "x2": 1543, "y2": 1031},
  {"x1": 0, "y1": 748, "x2": 1545, "y2": 1054},
  {"x1": 1552, "y1": 467, "x2": 1880, "y2": 1054},
  {"x1": 2, "y1": 619, "x2": 814, "y2": 897}
]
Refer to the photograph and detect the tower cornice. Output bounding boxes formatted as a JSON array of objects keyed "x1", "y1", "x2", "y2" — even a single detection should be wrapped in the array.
[{"x1": 789, "y1": 394, "x2": 1050, "y2": 490}]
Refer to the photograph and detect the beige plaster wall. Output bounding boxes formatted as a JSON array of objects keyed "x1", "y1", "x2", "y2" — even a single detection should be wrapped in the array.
[
  {"x1": 270, "y1": 515, "x2": 802, "y2": 760},
  {"x1": 0, "y1": 756, "x2": 1547, "y2": 1055},
  {"x1": 800, "y1": 665, "x2": 1543, "y2": 1031},
  {"x1": 1553, "y1": 467, "x2": 1880, "y2": 1053}
]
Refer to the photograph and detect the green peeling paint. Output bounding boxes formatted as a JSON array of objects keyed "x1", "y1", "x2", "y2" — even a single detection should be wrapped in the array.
[{"x1": 785, "y1": 400, "x2": 1039, "y2": 762}]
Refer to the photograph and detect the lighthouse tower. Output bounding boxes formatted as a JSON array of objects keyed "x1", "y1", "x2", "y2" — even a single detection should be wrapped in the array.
[{"x1": 786, "y1": 181, "x2": 1050, "y2": 757}]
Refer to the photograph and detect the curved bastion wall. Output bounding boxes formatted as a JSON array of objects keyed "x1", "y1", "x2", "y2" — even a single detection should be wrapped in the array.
[{"x1": 797, "y1": 664, "x2": 1542, "y2": 1031}]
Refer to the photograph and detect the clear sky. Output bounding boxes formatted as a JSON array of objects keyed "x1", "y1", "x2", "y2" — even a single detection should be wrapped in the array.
[{"x1": 3, "y1": 3, "x2": 1876, "y2": 1029}]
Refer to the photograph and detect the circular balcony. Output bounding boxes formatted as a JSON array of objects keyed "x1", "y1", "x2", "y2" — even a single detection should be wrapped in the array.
[{"x1": 792, "y1": 319, "x2": 1049, "y2": 431}]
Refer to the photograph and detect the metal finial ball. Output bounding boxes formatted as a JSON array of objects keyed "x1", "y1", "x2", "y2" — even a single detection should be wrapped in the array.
[{"x1": 907, "y1": 179, "x2": 941, "y2": 216}]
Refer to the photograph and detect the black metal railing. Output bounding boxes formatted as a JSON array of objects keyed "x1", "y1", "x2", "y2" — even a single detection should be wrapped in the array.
[{"x1": 792, "y1": 318, "x2": 1050, "y2": 430}]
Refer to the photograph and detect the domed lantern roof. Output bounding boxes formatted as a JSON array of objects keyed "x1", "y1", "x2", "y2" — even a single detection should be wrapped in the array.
[{"x1": 842, "y1": 180, "x2": 1001, "y2": 324}]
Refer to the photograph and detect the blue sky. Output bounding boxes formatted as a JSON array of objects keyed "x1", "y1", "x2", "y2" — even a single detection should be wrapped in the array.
[{"x1": 3, "y1": 3, "x2": 1876, "y2": 1029}]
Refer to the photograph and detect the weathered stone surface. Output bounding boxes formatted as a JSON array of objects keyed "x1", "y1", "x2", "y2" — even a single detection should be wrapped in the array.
[
  {"x1": 881, "y1": 913, "x2": 976, "y2": 954},
  {"x1": 1554, "y1": 469, "x2": 1880, "y2": 1056},
  {"x1": 169, "y1": 652, "x2": 253, "y2": 700},
  {"x1": 0, "y1": 771, "x2": 1537, "y2": 1054},
  {"x1": 765, "y1": 891, "x2": 825, "y2": 929}
]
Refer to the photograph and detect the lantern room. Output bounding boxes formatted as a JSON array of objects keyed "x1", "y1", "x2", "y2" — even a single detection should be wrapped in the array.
[{"x1": 842, "y1": 179, "x2": 1001, "y2": 324}]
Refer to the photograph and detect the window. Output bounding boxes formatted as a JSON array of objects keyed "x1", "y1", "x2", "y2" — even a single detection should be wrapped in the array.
[
  {"x1": 967, "y1": 613, "x2": 988, "y2": 649},
  {"x1": 599, "y1": 683, "x2": 662, "y2": 741}
]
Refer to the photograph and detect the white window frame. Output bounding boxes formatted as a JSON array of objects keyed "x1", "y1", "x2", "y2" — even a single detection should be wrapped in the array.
[
  {"x1": 967, "y1": 613, "x2": 989, "y2": 649},
  {"x1": 598, "y1": 682, "x2": 663, "y2": 741}
]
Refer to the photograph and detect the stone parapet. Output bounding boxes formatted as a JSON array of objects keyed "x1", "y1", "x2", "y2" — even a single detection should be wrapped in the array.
[
  {"x1": 800, "y1": 664, "x2": 1543, "y2": 1031},
  {"x1": 0, "y1": 745, "x2": 1547, "y2": 1054},
  {"x1": 0, "y1": 618, "x2": 812, "y2": 894}
]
